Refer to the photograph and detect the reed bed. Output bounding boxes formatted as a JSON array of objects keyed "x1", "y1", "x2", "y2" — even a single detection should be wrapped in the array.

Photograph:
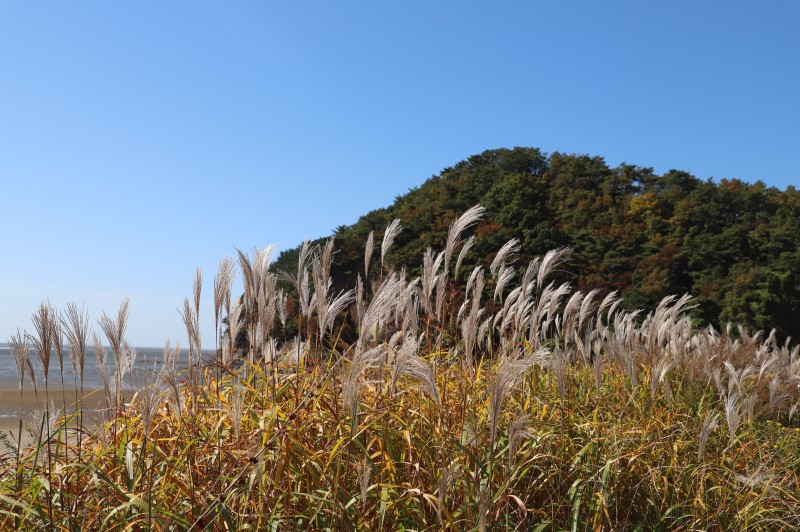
[{"x1": 2, "y1": 206, "x2": 799, "y2": 530}]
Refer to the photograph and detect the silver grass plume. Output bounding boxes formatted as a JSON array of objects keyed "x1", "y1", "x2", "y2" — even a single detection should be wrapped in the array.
[
  {"x1": 744, "y1": 392, "x2": 758, "y2": 422},
  {"x1": 493, "y1": 264, "x2": 515, "y2": 303},
  {"x1": 258, "y1": 276, "x2": 277, "y2": 351},
  {"x1": 319, "y1": 288, "x2": 355, "y2": 338},
  {"x1": 365, "y1": 230, "x2": 375, "y2": 277},
  {"x1": 161, "y1": 338, "x2": 181, "y2": 375},
  {"x1": 435, "y1": 269, "x2": 448, "y2": 321},
  {"x1": 112, "y1": 341, "x2": 136, "y2": 408},
  {"x1": 536, "y1": 247, "x2": 571, "y2": 289},
  {"x1": 355, "y1": 275, "x2": 365, "y2": 327},
  {"x1": 193, "y1": 268, "x2": 202, "y2": 322},
  {"x1": 391, "y1": 335, "x2": 440, "y2": 408},
  {"x1": 489, "y1": 348, "x2": 549, "y2": 444},
  {"x1": 227, "y1": 384, "x2": 247, "y2": 440},
  {"x1": 381, "y1": 219, "x2": 402, "y2": 269},
  {"x1": 461, "y1": 267, "x2": 485, "y2": 372},
  {"x1": 490, "y1": 238, "x2": 520, "y2": 277},
  {"x1": 769, "y1": 374, "x2": 787, "y2": 413},
  {"x1": 356, "y1": 459, "x2": 372, "y2": 509},
  {"x1": 53, "y1": 321, "x2": 64, "y2": 383},
  {"x1": 62, "y1": 302, "x2": 90, "y2": 387},
  {"x1": 10, "y1": 329, "x2": 32, "y2": 391},
  {"x1": 454, "y1": 234, "x2": 475, "y2": 278},
  {"x1": 225, "y1": 299, "x2": 243, "y2": 365},
  {"x1": 591, "y1": 338, "x2": 604, "y2": 398},
  {"x1": 651, "y1": 356, "x2": 675, "y2": 401},
  {"x1": 93, "y1": 332, "x2": 113, "y2": 413},
  {"x1": 25, "y1": 399, "x2": 62, "y2": 444},
  {"x1": 342, "y1": 345, "x2": 384, "y2": 421},
  {"x1": 276, "y1": 289, "x2": 287, "y2": 327},
  {"x1": 724, "y1": 361, "x2": 756, "y2": 396},
  {"x1": 160, "y1": 339, "x2": 184, "y2": 415},
  {"x1": 697, "y1": 412, "x2": 719, "y2": 461},
  {"x1": 358, "y1": 274, "x2": 404, "y2": 350},
  {"x1": 178, "y1": 297, "x2": 201, "y2": 365},
  {"x1": 723, "y1": 391, "x2": 741, "y2": 445},
  {"x1": 296, "y1": 240, "x2": 314, "y2": 318},
  {"x1": 420, "y1": 247, "x2": 444, "y2": 315},
  {"x1": 444, "y1": 204, "x2": 485, "y2": 273},
  {"x1": 236, "y1": 247, "x2": 256, "y2": 314},
  {"x1": 313, "y1": 239, "x2": 353, "y2": 338},
  {"x1": 213, "y1": 256, "x2": 236, "y2": 341},
  {"x1": 595, "y1": 290, "x2": 619, "y2": 330},
  {"x1": 402, "y1": 278, "x2": 420, "y2": 338},
  {"x1": 577, "y1": 288, "x2": 601, "y2": 334},
  {"x1": 29, "y1": 300, "x2": 57, "y2": 385},
  {"x1": 98, "y1": 298, "x2": 130, "y2": 363},
  {"x1": 133, "y1": 358, "x2": 159, "y2": 436},
  {"x1": 508, "y1": 412, "x2": 534, "y2": 467}
]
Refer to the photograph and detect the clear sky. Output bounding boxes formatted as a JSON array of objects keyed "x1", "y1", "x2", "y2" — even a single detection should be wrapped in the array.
[{"x1": 1, "y1": 1, "x2": 797, "y2": 347}]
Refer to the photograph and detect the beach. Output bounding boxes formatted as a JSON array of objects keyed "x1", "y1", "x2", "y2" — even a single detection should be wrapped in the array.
[{"x1": 0, "y1": 387, "x2": 110, "y2": 452}]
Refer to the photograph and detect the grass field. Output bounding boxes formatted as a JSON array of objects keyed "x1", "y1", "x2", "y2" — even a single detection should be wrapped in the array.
[{"x1": 2, "y1": 206, "x2": 798, "y2": 530}]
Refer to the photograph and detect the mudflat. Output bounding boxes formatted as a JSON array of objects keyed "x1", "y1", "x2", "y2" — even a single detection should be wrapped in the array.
[{"x1": 0, "y1": 387, "x2": 109, "y2": 452}]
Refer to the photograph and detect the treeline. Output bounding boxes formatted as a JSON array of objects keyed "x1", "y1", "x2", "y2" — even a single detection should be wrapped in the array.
[{"x1": 275, "y1": 147, "x2": 800, "y2": 342}]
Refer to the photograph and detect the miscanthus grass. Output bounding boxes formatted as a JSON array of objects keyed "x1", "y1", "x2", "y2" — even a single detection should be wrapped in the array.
[{"x1": 2, "y1": 206, "x2": 800, "y2": 530}]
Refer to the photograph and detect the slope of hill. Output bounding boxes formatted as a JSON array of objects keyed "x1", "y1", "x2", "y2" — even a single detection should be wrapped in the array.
[{"x1": 275, "y1": 147, "x2": 800, "y2": 341}]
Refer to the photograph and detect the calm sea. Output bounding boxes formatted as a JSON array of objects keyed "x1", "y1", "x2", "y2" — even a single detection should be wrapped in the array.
[{"x1": 0, "y1": 343, "x2": 214, "y2": 391}]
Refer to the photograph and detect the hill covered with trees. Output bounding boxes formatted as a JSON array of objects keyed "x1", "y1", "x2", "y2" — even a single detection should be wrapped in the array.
[{"x1": 275, "y1": 147, "x2": 800, "y2": 342}]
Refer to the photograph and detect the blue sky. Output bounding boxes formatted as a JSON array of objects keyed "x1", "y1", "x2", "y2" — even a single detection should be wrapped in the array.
[{"x1": 1, "y1": 1, "x2": 797, "y2": 346}]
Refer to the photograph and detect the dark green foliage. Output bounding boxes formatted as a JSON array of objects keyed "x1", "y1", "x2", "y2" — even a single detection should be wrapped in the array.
[{"x1": 274, "y1": 147, "x2": 800, "y2": 342}]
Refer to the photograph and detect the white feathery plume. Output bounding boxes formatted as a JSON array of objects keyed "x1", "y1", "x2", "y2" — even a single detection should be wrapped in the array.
[
  {"x1": 489, "y1": 348, "x2": 550, "y2": 443},
  {"x1": 213, "y1": 256, "x2": 236, "y2": 333},
  {"x1": 343, "y1": 345, "x2": 384, "y2": 419},
  {"x1": 62, "y1": 303, "x2": 90, "y2": 387},
  {"x1": 9, "y1": 329, "x2": 31, "y2": 391},
  {"x1": 381, "y1": 219, "x2": 402, "y2": 269},
  {"x1": 358, "y1": 274, "x2": 405, "y2": 349},
  {"x1": 536, "y1": 247, "x2": 571, "y2": 289},
  {"x1": 723, "y1": 391, "x2": 741, "y2": 445},
  {"x1": 420, "y1": 247, "x2": 444, "y2": 314},
  {"x1": 444, "y1": 205, "x2": 485, "y2": 273},
  {"x1": 365, "y1": 230, "x2": 375, "y2": 277},
  {"x1": 454, "y1": 235, "x2": 475, "y2": 278},
  {"x1": 493, "y1": 264, "x2": 515, "y2": 303},
  {"x1": 391, "y1": 335, "x2": 440, "y2": 408},
  {"x1": 697, "y1": 412, "x2": 719, "y2": 461},
  {"x1": 490, "y1": 238, "x2": 520, "y2": 277}
]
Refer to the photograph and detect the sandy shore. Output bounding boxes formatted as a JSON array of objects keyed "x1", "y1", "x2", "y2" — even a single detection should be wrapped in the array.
[{"x1": 0, "y1": 387, "x2": 110, "y2": 452}]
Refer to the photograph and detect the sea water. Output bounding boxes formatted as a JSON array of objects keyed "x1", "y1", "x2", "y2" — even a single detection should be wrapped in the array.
[{"x1": 0, "y1": 343, "x2": 213, "y2": 392}]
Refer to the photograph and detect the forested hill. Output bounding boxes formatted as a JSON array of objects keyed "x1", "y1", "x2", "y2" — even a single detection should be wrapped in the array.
[{"x1": 274, "y1": 147, "x2": 800, "y2": 342}]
